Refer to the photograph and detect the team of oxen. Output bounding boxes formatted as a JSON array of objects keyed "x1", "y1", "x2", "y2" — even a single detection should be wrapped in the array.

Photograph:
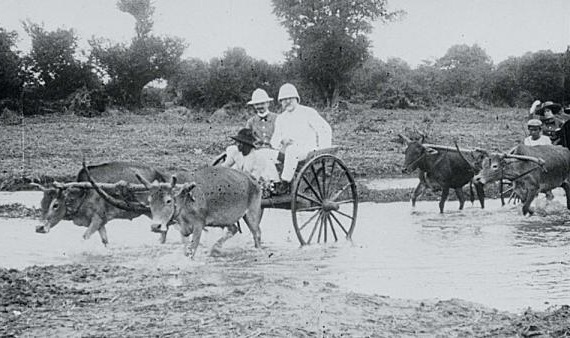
[
  {"x1": 30, "y1": 136, "x2": 570, "y2": 257},
  {"x1": 32, "y1": 162, "x2": 262, "y2": 258},
  {"x1": 400, "y1": 134, "x2": 570, "y2": 216}
]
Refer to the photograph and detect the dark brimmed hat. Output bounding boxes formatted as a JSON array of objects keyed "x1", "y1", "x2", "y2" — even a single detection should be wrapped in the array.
[
  {"x1": 230, "y1": 128, "x2": 257, "y2": 147},
  {"x1": 538, "y1": 101, "x2": 562, "y2": 115}
]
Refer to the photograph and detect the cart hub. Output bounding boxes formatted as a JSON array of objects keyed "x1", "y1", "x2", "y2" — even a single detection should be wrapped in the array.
[{"x1": 322, "y1": 200, "x2": 340, "y2": 211}]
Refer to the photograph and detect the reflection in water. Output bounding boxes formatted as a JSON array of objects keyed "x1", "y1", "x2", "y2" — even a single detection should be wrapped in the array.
[{"x1": 0, "y1": 190, "x2": 569, "y2": 313}]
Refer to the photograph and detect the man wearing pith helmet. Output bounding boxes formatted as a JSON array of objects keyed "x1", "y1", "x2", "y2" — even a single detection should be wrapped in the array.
[
  {"x1": 524, "y1": 119, "x2": 551, "y2": 146},
  {"x1": 246, "y1": 88, "x2": 278, "y2": 148},
  {"x1": 270, "y1": 83, "x2": 332, "y2": 187}
]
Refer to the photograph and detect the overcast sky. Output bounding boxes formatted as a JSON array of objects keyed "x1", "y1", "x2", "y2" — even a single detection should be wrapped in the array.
[{"x1": 2, "y1": 0, "x2": 570, "y2": 68}]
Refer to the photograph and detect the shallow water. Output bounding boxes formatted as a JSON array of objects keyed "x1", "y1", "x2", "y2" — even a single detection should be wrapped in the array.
[{"x1": 1, "y1": 185, "x2": 569, "y2": 313}]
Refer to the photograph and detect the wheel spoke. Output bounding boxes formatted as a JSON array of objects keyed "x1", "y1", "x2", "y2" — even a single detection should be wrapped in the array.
[
  {"x1": 330, "y1": 212, "x2": 349, "y2": 236},
  {"x1": 326, "y1": 160, "x2": 337, "y2": 198},
  {"x1": 297, "y1": 192, "x2": 322, "y2": 205},
  {"x1": 301, "y1": 175, "x2": 323, "y2": 202},
  {"x1": 310, "y1": 164, "x2": 325, "y2": 198},
  {"x1": 299, "y1": 210, "x2": 321, "y2": 231},
  {"x1": 330, "y1": 182, "x2": 352, "y2": 201},
  {"x1": 308, "y1": 212, "x2": 323, "y2": 244},
  {"x1": 335, "y1": 199, "x2": 356, "y2": 205},
  {"x1": 321, "y1": 158, "x2": 328, "y2": 197},
  {"x1": 326, "y1": 213, "x2": 338, "y2": 242},
  {"x1": 323, "y1": 213, "x2": 328, "y2": 242},
  {"x1": 317, "y1": 213, "x2": 325, "y2": 243},
  {"x1": 331, "y1": 208, "x2": 354, "y2": 220}
]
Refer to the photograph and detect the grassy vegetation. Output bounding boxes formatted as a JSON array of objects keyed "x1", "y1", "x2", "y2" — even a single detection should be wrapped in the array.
[{"x1": 1, "y1": 104, "x2": 527, "y2": 195}]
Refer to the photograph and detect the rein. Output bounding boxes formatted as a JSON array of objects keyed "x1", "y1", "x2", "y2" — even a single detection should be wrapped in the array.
[
  {"x1": 501, "y1": 162, "x2": 544, "y2": 183},
  {"x1": 406, "y1": 152, "x2": 427, "y2": 172}
]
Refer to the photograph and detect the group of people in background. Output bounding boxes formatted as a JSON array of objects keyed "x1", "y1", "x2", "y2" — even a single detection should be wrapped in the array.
[
  {"x1": 524, "y1": 100, "x2": 570, "y2": 146},
  {"x1": 221, "y1": 83, "x2": 332, "y2": 195}
]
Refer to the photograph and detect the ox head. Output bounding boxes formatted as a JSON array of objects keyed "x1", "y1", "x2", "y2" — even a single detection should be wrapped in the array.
[
  {"x1": 401, "y1": 135, "x2": 437, "y2": 174},
  {"x1": 136, "y1": 174, "x2": 196, "y2": 235},
  {"x1": 473, "y1": 153, "x2": 508, "y2": 185},
  {"x1": 32, "y1": 182, "x2": 84, "y2": 233}
]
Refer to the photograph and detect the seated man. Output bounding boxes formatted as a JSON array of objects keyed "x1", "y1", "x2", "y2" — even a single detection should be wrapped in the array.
[
  {"x1": 245, "y1": 88, "x2": 278, "y2": 148},
  {"x1": 270, "y1": 83, "x2": 332, "y2": 192},
  {"x1": 221, "y1": 128, "x2": 280, "y2": 186}
]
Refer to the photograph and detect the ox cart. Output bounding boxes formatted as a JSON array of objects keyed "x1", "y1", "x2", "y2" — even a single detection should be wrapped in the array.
[{"x1": 211, "y1": 147, "x2": 358, "y2": 246}]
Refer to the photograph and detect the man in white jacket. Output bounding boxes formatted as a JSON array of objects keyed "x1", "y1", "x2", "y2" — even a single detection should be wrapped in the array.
[{"x1": 270, "y1": 83, "x2": 332, "y2": 186}]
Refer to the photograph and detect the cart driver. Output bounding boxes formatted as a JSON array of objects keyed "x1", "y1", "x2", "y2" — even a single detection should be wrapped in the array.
[
  {"x1": 524, "y1": 119, "x2": 551, "y2": 146},
  {"x1": 221, "y1": 128, "x2": 280, "y2": 185}
]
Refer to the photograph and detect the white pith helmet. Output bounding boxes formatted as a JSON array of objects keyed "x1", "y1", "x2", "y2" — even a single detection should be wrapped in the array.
[
  {"x1": 247, "y1": 88, "x2": 273, "y2": 105},
  {"x1": 278, "y1": 83, "x2": 300, "y2": 102}
]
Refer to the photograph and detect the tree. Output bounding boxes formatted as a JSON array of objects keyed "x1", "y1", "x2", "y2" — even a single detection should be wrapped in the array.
[
  {"x1": 272, "y1": 0, "x2": 402, "y2": 107},
  {"x1": 22, "y1": 22, "x2": 98, "y2": 102},
  {"x1": 488, "y1": 57, "x2": 521, "y2": 106},
  {"x1": 518, "y1": 51, "x2": 564, "y2": 103},
  {"x1": 0, "y1": 27, "x2": 22, "y2": 102},
  {"x1": 433, "y1": 44, "x2": 493, "y2": 100},
  {"x1": 90, "y1": 0, "x2": 186, "y2": 107},
  {"x1": 562, "y1": 46, "x2": 570, "y2": 105}
]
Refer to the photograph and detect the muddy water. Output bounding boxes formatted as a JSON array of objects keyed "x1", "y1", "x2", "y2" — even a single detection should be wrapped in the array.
[{"x1": 0, "y1": 187, "x2": 569, "y2": 314}]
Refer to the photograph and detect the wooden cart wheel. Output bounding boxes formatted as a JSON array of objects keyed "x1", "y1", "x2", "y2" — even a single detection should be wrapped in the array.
[{"x1": 291, "y1": 154, "x2": 358, "y2": 245}]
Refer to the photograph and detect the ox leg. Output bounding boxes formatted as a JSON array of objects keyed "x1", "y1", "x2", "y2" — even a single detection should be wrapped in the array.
[
  {"x1": 475, "y1": 182, "x2": 485, "y2": 209},
  {"x1": 561, "y1": 182, "x2": 570, "y2": 209},
  {"x1": 455, "y1": 188, "x2": 466, "y2": 210},
  {"x1": 184, "y1": 225, "x2": 203, "y2": 259},
  {"x1": 522, "y1": 188, "x2": 538, "y2": 216},
  {"x1": 83, "y1": 214, "x2": 104, "y2": 243},
  {"x1": 97, "y1": 225, "x2": 109, "y2": 247},
  {"x1": 210, "y1": 224, "x2": 239, "y2": 256},
  {"x1": 411, "y1": 182, "x2": 425, "y2": 207},
  {"x1": 244, "y1": 209, "x2": 263, "y2": 248},
  {"x1": 439, "y1": 188, "x2": 450, "y2": 213},
  {"x1": 159, "y1": 231, "x2": 167, "y2": 244}
]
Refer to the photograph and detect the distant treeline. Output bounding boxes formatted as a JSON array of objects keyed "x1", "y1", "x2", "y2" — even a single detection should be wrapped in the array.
[{"x1": 2, "y1": 2, "x2": 569, "y2": 116}]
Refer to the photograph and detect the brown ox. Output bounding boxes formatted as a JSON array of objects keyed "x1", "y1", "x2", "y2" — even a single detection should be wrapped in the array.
[
  {"x1": 33, "y1": 161, "x2": 166, "y2": 245},
  {"x1": 401, "y1": 137, "x2": 486, "y2": 213},
  {"x1": 474, "y1": 144, "x2": 570, "y2": 216},
  {"x1": 89, "y1": 166, "x2": 263, "y2": 259}
]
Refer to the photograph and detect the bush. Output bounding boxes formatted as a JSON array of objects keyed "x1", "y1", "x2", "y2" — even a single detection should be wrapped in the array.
[{"x1": 66, "y1": 87, "x2": 108, "y2": 117}]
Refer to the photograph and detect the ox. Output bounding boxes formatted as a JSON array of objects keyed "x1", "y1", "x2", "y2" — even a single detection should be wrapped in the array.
[
  {"x1": 401, "y1": 136, "x2": 485, "y2": 213},
  {"x1": 473, "y1": 144, "x2": 570, "y2": 216},
  {"x1": 88, "y1": 166, "x2": 263, "y2": 259},
  {"x1": 33, "y1": 161, "x2": 167, "y2": 245}
]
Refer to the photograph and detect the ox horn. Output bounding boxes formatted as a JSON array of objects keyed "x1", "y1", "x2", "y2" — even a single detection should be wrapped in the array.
[
  {"x1": 30, "y1": 182, "x2": 48, "y2": 191},
  {"x1": 503, "y1": 154, "x2": 546, "y2": 165},
  {"x1": 136, "y1": 173, "x2": 153, "y2": 189},
  {"x1": 83, "y1": 162, "x2": 150, "y2": 213},
  {"x1": 398, "y1": 134, "x2": 412, "y2": 145}
]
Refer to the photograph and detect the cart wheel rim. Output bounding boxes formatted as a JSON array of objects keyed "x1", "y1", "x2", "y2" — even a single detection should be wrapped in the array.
[{"x1": 291, "y1": 154, "x2": 358, "y2": 245}]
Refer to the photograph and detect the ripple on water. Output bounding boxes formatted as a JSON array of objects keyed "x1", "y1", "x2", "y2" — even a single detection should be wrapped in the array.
[{"x1": 1, "y1": 190, "x2": 569, "y2": 313}]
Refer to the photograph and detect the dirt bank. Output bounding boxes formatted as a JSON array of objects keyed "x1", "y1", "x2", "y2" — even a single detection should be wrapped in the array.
[{"x1": 2, "y1": 260, "x2": 569, "y2": 337}]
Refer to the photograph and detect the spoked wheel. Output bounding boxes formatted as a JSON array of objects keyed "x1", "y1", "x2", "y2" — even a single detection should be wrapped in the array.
[
  {"x1": 500, "y1": 179, "x2": 518, "y2": 205},
  {"x1": 291, "y1": 154, "x2": 358, "y2": 245}
]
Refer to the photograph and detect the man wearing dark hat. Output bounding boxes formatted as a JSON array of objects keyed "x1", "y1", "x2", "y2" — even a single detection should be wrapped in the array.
[{"x1": 221, "y1": 128, "x2": 279, "y2": 183}]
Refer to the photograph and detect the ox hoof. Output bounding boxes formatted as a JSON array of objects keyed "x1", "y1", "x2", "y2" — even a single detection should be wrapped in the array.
[{"x1": 210, "y1": 246, "x2": 225, "y2": 257}]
